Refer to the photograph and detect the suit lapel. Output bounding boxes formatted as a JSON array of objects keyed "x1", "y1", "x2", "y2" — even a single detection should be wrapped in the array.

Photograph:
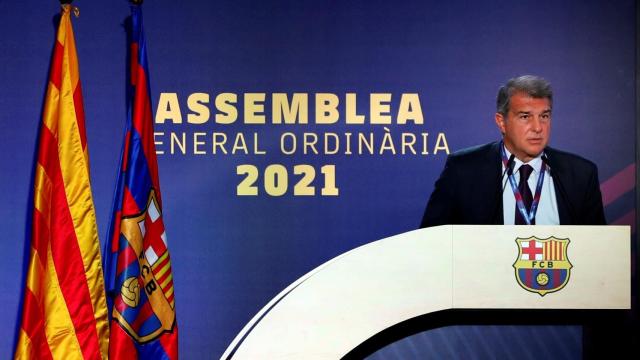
[
  {"x1": 490, "y1": 142, "x2": 504, "y2": 225},
  {"x1": 544, "y1": 148, "x2": 571, "y2": 224}
]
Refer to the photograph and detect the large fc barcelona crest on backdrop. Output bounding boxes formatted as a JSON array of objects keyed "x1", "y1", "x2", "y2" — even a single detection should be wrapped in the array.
[{"x1": 513, "y1": 236, "x2": 572, "y2": 296}]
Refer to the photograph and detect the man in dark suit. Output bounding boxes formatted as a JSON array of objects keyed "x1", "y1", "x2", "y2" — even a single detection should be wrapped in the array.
[
  {"x1": 420, "y1": 75, "x2": 620, "y2": 360},
  {"x1": 420, "y1": 75, "x2": 606, "y2": 227}
]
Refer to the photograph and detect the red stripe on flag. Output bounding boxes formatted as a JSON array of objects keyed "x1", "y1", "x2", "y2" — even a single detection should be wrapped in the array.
[
  {"x1": 109, "y1": 321, "x2": 138, "y2": 360},
  {"x1": 121, "y1": 132, "x2": 131, "y2": 171},
  {"x1": 32, "y1": 209, "x2": 51, "y2": 269},
  {"x1": 37, "y1": 126, "x2": 61, "y2": 183},
  {"x1": 159, "y1": 325, "x2": 179, "y2": 360},
  {"x1": 111, "y1": 210, "x2": 122, "y2": 253},
  {"x1": 130, "y1": 44, "x2": 139, "y2": 87},
  {"x1": 122, "y1": 187, "x2": 141, "y2": 216},
  {"x1": 525, "y1": 269, "x2": 532, "y2": 288},
  {"x1": 50, "y1": 41, "x2": 64, "y2": 89},
  {"x1": 73, "y1": 83, "x2": 87, "y2": 150},
  {"x1": 20, "y1": 289, "x2": 54, "y2": 360},
  {"x1": 38, "y1": 127, "x2": 103, "y2": 359},
  {"x1": 131, "y1": 64, "x2": 161, "y2": 205}
]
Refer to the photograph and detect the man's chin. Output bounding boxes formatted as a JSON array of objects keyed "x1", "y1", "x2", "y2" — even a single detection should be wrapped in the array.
[{"x1": 525, "y1": 148, "x2": 545, "y2": 159}]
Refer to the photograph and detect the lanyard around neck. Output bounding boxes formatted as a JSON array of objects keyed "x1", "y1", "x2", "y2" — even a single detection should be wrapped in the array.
[{"x1": 500, "y1": 142, "x2": 546, "y2": 225}]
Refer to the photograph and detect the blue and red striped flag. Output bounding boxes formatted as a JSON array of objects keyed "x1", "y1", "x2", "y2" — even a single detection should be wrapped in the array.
[
  {"x1": 14, "y1": 5, "x2": 110, "y2": 359},
  {"x1": 104, "y1": 4, "x2": 178, "y2": 359}
]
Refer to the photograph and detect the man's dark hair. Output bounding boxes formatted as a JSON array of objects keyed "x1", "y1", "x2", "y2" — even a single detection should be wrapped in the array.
[{"x1": 496, "y1": 75, "x2": 553, "y2": 116}]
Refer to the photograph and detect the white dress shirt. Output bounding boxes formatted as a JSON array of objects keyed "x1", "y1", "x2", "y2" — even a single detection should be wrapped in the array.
[{"x1": 502, "y1": 146, "x2": 560, "y2": 225}]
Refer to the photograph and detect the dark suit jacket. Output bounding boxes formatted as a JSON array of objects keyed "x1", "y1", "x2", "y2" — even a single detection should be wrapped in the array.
[{"x1": 420, "y1": 141, "x2": 606, "y2": 227}]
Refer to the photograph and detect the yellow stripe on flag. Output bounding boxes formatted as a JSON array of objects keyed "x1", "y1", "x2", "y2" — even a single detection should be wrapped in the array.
[
  {"x1": 33, "y1": 165, "x2": 53, "y2": 229},
  {"x1": 14, "y1": 330, "x2": 35, "y2": 360}
]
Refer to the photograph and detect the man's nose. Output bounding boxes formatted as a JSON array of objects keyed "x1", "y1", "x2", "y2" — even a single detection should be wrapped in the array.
[{"x1": 531, "y1": 117, "x2": 543, "y2": 132}]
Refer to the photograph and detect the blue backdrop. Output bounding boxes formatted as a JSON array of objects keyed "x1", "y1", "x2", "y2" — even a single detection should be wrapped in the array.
[{"x1": 0, "y1": 0, "x2": 636, "y2": 358}]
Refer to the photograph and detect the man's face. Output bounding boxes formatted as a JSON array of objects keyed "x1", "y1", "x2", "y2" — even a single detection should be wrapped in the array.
[{"x1": 495, "y1": 91, "x2": 551, "y2": 162}]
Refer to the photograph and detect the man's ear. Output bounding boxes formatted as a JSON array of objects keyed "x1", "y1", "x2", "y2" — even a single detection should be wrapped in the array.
[{"x1": 495, "y1": 113, "x2": 506, "y2": 135}]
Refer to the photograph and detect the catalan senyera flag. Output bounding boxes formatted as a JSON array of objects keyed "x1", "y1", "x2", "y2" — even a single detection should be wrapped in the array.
[
  {"x1": 103, "y1": 4, "x2": 178, "y2": 359},
  {"x1": 14, "y1": 5, "x2": 110, "y2": 360}
]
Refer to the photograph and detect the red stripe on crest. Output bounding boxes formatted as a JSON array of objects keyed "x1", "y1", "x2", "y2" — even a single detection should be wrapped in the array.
[
  {"x1": 131, "y1": 300, "x2": 154, "y2": 332},
  {"x1": 525, "y1": 269, "x2": 532, "y2": 287},
  {"x1": 553, "y1": 269, "x2": 561, "y2": 288},
  {"x1": 116, "y1": 242, "x2": 139, "y2": 276}
]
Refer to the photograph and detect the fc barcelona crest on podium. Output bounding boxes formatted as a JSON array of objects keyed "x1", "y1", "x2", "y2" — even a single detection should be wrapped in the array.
[{"x1": 513, "y1": 237, "x2": 572, "y2": 296}]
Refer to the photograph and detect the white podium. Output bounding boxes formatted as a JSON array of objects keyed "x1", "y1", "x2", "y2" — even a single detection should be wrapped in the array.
[{"x1": 223, "y1": 225, "x2": 630, "y2": 359}]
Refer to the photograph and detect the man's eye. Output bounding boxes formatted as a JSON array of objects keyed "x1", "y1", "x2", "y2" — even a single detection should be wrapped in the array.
[{"x1": 519, "y1": 114, "x2": 529, "y2": 120}]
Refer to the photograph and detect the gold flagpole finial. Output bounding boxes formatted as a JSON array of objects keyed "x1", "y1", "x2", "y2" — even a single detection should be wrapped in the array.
[
  {"x1": 60, "y1": 1, "x2": 79, "y2": 17},
  {"x1": 131, "y1": 0, "x2": 144, "y2": 5}
]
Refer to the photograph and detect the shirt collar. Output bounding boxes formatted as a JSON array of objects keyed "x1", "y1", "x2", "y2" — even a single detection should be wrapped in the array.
[{"x1": 502, "y1": 145, "x2": 544, "y2": 174}]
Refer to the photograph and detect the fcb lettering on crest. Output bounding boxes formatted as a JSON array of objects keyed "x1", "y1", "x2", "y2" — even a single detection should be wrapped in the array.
[
  {"x1": 513, "y1": 236, "x2": 572, "y2": 296},
  {"x1": 112, "y1": 189, "x2": 176, "y2": 342}
]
